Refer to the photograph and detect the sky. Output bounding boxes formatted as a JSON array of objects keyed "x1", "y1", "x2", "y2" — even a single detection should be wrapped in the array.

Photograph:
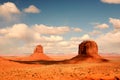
[{"x1": 0, "y1": 0, "x2": 120, "y2": 55}]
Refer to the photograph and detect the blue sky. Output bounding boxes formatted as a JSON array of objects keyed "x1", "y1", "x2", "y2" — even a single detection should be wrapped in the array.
[
  {"x1": 0, "y1": 0, "x2": 119, "y2": 28},
  {"x1": 0, "y1": 0, "x2": 120, "y2": 55}
]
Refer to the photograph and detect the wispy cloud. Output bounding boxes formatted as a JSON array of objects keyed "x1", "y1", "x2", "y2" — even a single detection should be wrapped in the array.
[
  {"x1": 89, "y1": 30, "x2": 101, "y2": 36},
  {"x1": 101, "y1": 0, "x2": 120, "y2": 4},
  {"x1": 70, "y1": 34, "x2": 91, "y2": 41},
  {"x1": 109, "y1": 18, "x2": 120, "y2": 29},
  {"x1": 73, "y1": 28, "x2": 82, "y2": 32},
  {"x1": 23, "y1": 5, "x2": 40, "y2": 13},
  {"x1": 94, "y1": 23, "x2": 109, "y2": 29},
  {"x1": 33, "y1": 24, "x2": 70, "y2": 35}
]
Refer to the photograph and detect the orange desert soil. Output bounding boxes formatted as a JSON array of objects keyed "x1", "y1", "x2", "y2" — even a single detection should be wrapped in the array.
[
  {"x1": 0, "y1": 41, "x2": 120, "y2": 80},
  {"x1": 0, "y1": 56, "x2": 120, "y2": 80}
]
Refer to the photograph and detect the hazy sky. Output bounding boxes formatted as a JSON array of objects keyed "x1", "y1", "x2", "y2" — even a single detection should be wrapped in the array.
[{"x1": 0, "y1": 0, "x2": 120, "y2": 55}]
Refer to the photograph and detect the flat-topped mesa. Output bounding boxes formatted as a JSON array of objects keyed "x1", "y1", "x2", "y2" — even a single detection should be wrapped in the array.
[
  {"x1": 78, "y1": 40, "x2": 100, "y2": 58},
  {"x1": 68, "y1": 40, "x2": 108, "y2": 63},
  {"x1": 34, "y1": 45, "x2": 43, "y2": 54},
  {"x1": 30, "y1": 45, "x2": 51, "y2": 60}
]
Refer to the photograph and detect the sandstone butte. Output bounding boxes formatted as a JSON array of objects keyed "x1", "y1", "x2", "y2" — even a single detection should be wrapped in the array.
[
  {"x1": 30, "y1": 45, "x2": 51, "y2": 60},
  {"x1": 30, "y1": 40, "x2": 108, "y2": 63},
  {"x1": 66, "y1": 40, "x2": 108, "y2": 63},
  {"x1": 13, "y1": 40, "x2": 108, "y2": 63}
]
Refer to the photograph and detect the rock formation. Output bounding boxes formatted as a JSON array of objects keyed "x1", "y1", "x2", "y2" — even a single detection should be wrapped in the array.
[
  {"x1": 78, "y1": 40, "x2": 101, "y2": 58},
  {"x1": 30, "y1": 45, "x2": 51, "y2": 60},
  {"x1": 67, "y1": 40, "x2": 108, "y2": 63},
  {"x1": 34, "y1": 45, "x2": 43, "y2": 54}
]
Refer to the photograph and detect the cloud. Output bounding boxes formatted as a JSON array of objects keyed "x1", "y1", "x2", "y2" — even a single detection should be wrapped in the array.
[
  {"x1": 33, "y1": 24, "x2": 70, "y2": 35},
  {"x1": 58, "y1": 41, "x2": 70, "y2": 47},
  {"x1": 0, "y1": 2, "x2": 20, "y2": 20},
  {"x1": 70, "y1": 34, "x2": 91, "y2": 41},
  {"x1": 24, "y1": 5, "x2": 40, "y2": 13},
  {"x1": 96, "y1": 30, "x2": 120, "y2": 53},
  {"x1": 109, "y1": 18, "x2": 120, "y2": 29},
  {"x1": 89, "y1": 30, "x2": 101, "y2": 36},
  {"x1": 73, "y1": 28, "x2": 82, "y2": 32},
  {"x1": 1, "y1": 17, "x2": 120, "y2": 55},
  {"x1": 4, "y1": 24, "x2": 29, "y2": 39},
  {"x1": 101, "y1": 0, "x2": 120, "y2": 4},
  {"x1": 0, "y1": 23, "x2": 40, "y2": 42},
  {"x1": 95, "y1": 23, "x2": 109, "y2": 29},
  {"x1": 0, "y1": 23, "x2": 90, "y2": 54},
  {"x1": 0, "y1": 23, "x2": 70, "y2": 54},
  {"x1": 40, "y1": 35, "x2": 63, "y2": 42},
  {"x1": 95, "y1": 18, "x2": 120, "y2": 53},
  {"x1": 0, "y1": 2, "x2": 41, "y2": 22},
  {"x1": 81, "y1": 34, "x2": 91, "y2": 40}
]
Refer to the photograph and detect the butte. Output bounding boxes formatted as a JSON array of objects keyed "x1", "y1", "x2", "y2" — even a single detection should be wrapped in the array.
[
  {"x1": 66, "y1": 40, "x2": 108, "y2": 63},
  {"x1": 30, "y1": 45, "x2": 51, "y2": 60}
]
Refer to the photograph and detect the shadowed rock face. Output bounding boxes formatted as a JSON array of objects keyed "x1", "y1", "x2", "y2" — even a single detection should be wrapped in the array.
[{"x1": 78, "y1": 40, "x2": 99, "y2": 58}]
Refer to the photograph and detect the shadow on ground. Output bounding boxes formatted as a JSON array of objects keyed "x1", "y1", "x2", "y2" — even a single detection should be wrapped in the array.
[
  {"x1": 9, "y1": 56, "x2": 109, "y2": 65},
  {"x1": 9, "y1": 59, "x2": 69, "y2": 65}
]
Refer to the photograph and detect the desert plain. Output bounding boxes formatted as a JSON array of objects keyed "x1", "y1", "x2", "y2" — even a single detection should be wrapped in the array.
[
  {"x1": 0, "y1": 41, "x2": 120, "y2": 80},
  {"x1": 0, "y1": 55, "x2": 120, "y2": 80}
]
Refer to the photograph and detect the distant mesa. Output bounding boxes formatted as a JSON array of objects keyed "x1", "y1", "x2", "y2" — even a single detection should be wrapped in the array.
[
  {"x1": 30, "y1": 41, "x2": 108, "y2": 63},
  {"x1": 7, "y1": 41, "x2": 108, "y2": 64},
  {"x1": 34, "y1": 45, "x2": 43, "y2": 54},
  {"x1": 67, "y1": 40, "x2": 108, "y2": 63},
  {"x1": 30, "y1": 45, "x2": 51, "y2": 60}
]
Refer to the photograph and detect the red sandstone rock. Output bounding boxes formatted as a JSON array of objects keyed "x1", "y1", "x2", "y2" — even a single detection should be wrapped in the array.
[
  {"x1": 30, "y1": 45, "x2": 51, "y2": 60},
  {"x1": 68, "y1": 40, "x2": 108, "y2": 63},
  {"x1": 78, "y1": 40, "x2": 100, "y2": 58},
  {"x1": 34, "y1": 45, "x2": 43, "y2": 53}
]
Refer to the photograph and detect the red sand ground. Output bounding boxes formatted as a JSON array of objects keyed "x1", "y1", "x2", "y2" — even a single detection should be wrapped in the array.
[
  {"x1": 0, "y1": 41, "x2": 120, "y2": 80},
  {"x1": 0, "y1": 55, "x2": 120, "y2": 80}
]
